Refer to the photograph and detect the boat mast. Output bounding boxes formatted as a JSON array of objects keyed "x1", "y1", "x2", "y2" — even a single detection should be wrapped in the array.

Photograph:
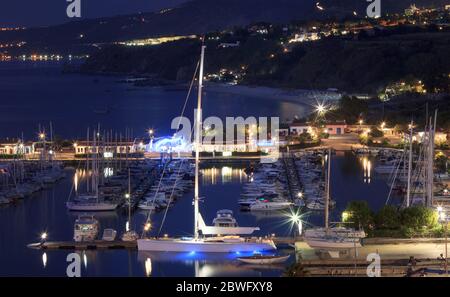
[
  {"x1": 127, "y1": 167, "x2": 131, "y2": 231},
  {"x1": 194, "y1": 45, "x2": 206, "y2": 240},
  {"x1": 406, "y1": 120, "x2": 413, "y2": 207},
  {"x1": 325, "y1": 148, "x2": 331, "y2": 230},
  {"x1": 426, "y1": 110, "x2": 437, "y2": 207},
  {"x1": 86, "y1": 127, "x2": 90, "y2": 193}
]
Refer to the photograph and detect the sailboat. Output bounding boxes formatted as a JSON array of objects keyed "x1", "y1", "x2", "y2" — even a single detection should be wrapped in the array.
[
  {"x1": 304, "y1": 149, "x2": 366, "y2": 254},
  {"x1": 137, "y1": 45, "x2": 276, "y2": 253},
  {"x1": 66, "y1": 128, "x2": 119, "y2": 211},
  {"x1": 122, "y1": 168, "x2": 139, "y2": 241}
]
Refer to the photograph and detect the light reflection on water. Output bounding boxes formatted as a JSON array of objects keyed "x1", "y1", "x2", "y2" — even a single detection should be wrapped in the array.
[
  {"x1": 0, "y1": 153, "x2": 391, "y2": 276},
  {"x1": 201, "y1": 166, "x2": 245, "y2": 185},
  {"x1": 361, "y1": 156, "x2": 372, "y2": 184}
]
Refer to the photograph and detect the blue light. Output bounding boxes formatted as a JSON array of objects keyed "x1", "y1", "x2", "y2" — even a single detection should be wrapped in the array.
[
  {"x1": 189, "y1": 251, "x2": 196, "y2": 256},
  {"x1": 235, "y1": 251, "x2": 241, "y2": 255}
]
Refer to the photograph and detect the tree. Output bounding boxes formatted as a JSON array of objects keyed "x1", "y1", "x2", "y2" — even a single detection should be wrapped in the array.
[
  {"x1": 369, "y1": 127, "x2": 384, "y2": 138},
  {"x1": 344, "y1": 201, "x2": 374, "y2": 230},
  {"x1": 435, "y1": 153, "x2": 448, "y2": 174},
  {"x1": 335, "y1": 96, "x2": 369, "y2": 124},
  {"x1": 375, "y1": 205, "x2": 400, "y2": 229},
  {"x1": 400, "y1": 206, "x2": 438, "y2": 230}
]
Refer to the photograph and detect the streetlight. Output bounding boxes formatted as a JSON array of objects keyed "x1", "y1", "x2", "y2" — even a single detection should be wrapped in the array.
[
  {"x1": 438, "y1": 206, "x2": 448, "y2": 276},
  {"x1": 40, "y1": 232, "x2": 48, "y2": 244},
  {"x1": 297, "y1": 192, "x2": 303, "y2": 199},
  {"x1": 342, "y1": 211, "x2": 350, "y2": 222},
  {"x1": 288, "y1": 210, "x2": 303, "y2": 236},
  {"x1": 314, "y1": 102, "x2": 327, "y2": 116}
]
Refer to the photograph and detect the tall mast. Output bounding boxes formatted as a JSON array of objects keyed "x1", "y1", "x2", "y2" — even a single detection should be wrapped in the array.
[
  {"x1": 325, "y1": 148, "x2": 331, "y2": 230},
  {"x1": 427, "y1": 110, "x2": 437, "y2": 207},
  {"x1": 86, "y1": 127, "x2": 90, "y2": 193},
  {"x1": 406, "y1": 120, "x2": 413, "y2": 207},
  {"x1": 194, "y1": 45, "x2": 206, "y2": 240}
]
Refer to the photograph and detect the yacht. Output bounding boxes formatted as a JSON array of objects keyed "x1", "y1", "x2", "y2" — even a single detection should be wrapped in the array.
[
  {"x1": 66, "y1": 128, "x2": 118, "y2": 212},
  {"x1": 137, "y1": 45, "x2": 276, "y2": 253},
  {"x1": 249, "y1": 199, "x2": 293, "y2": 211},
  {"x1": 73, "y1": 215, "x2": 100, "y2": 242},
  {"x1": 67, "y1": 195, "x2": 118, "y2": 211},
  {"x1": 212, "y1": 210, "x2": 238, "y2": 227},
  {"x1": 304, "y1": 149, "x2": 366, "y2": 256}
]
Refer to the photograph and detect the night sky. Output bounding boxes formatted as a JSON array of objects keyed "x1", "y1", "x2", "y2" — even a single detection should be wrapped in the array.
[{"x1": 0, "y1": 0, "x2": 189, "y2": 27}]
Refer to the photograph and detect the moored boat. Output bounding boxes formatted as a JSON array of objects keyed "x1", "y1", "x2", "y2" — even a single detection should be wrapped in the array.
[{"x1": 237, "y1": 254, "x2": 290, "y2": 264}]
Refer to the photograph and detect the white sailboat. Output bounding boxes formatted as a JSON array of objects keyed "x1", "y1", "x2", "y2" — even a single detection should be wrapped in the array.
[
  {"x1": 66, "y1": 128, "x2": 119, "y2": 211},
  {"x1": 122, "y1": 168, "x2": 139, "y2": 241},
  {"x1": 304, "y1": 149, "x2": 366, "y2": 255},
  {"x1": 137, "y1": 45, "x2": 276, "y2": 253}
]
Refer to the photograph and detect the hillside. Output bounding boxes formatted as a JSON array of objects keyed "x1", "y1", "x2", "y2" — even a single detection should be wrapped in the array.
[
  {"x1": 79, "y1": 28, "x2": 450, "y2": 94},
  {"x1": 0, "y1": 0, "x2": 447, "y2": 55}
]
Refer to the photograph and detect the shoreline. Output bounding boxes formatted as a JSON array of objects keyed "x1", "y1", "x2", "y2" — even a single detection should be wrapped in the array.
[{"x1": 202, "y1": 82, "x2": 342, "y2": 105}]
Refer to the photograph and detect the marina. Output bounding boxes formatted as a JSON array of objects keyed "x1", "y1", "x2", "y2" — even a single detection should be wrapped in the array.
[{"x1": 0, "y1": 26, "x2": 448, "y2": 280}]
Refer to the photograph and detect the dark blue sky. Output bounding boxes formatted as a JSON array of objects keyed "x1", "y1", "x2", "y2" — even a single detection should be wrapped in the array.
[{"x1": 0, "y1": 0, "x2": 189, "y2": 27}]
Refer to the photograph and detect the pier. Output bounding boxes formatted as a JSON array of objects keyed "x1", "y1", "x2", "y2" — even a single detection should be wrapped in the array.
[
  {"x1": 29, "y1": 236, "x2": 303, "y2": 251},
  {"x1": 282, "y1": 152, "x2": 302, "y2": 201}
]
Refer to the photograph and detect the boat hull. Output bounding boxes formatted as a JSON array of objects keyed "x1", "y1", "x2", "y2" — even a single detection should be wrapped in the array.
[
  {"x1": 137, "y1": 238, "x2": 276, "y2": 253},
  {"x1": 66, "y1": 202, "x2": 118, "y2": 211},
  {"x1": 305, "y1": 239, "x2": 362, "y2": 249},
  {"x1": 237, "y1": 255, "x2": 290, "y2": 264}
]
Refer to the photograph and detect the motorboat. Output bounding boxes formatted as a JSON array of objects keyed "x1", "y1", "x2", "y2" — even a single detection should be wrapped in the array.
[
  {"x1": 73, "y1": 215, "x2": 100, "y2": 242},
  {"x1": 138, "y1": 201, "x2": 157, "y2": 211},
  {"x1": 249, "y1": 200, "x2": 293, "y2": 211},
  {"x1": 213, "y1": 209, "x2": 238, "y2": 227},
  {"x1": 102, "y1": 229, "x2": 117, "y2": 241},
  {"x1": 66, "y1": 195, "x2": 119, "y2": 211}
]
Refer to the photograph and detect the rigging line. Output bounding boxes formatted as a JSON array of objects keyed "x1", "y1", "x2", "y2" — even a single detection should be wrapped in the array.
[
  {"x1": 385, "y1": 153, "x2": 405, "y2": 205},
  {"x1": 154, "y1": 62, "x2": 201, "y2": 236},
  {"x1": 157, "y1": 124, "x2": 196, "y2": 238},
  {"x1": 141, "y1": 60, "x2": 200, "y2": 236}
]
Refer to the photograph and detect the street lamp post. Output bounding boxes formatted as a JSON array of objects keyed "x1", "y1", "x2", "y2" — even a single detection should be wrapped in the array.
[{"x1": 438, "y1": 206, "x2": 448, "y2": 276}]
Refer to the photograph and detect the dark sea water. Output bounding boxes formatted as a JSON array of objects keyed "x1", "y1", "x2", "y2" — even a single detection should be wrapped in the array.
[
  {"x1": 0, "y1": 61, "x2": 308, "y2": 140},
  {"x1": 0, "y1": 61, "x2": 391, "y2": 276}
]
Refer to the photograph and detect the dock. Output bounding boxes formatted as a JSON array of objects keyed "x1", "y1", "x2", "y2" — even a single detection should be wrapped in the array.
[
  {"x1": 282, "y1": 152, "x2": 302, "y2": 201},
  {"x1": 28, "y1": 240, "x2": 137, "y2": 250},
  {"x1": 29, "y1": 237, "x2": 301, "y2": 251}
]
